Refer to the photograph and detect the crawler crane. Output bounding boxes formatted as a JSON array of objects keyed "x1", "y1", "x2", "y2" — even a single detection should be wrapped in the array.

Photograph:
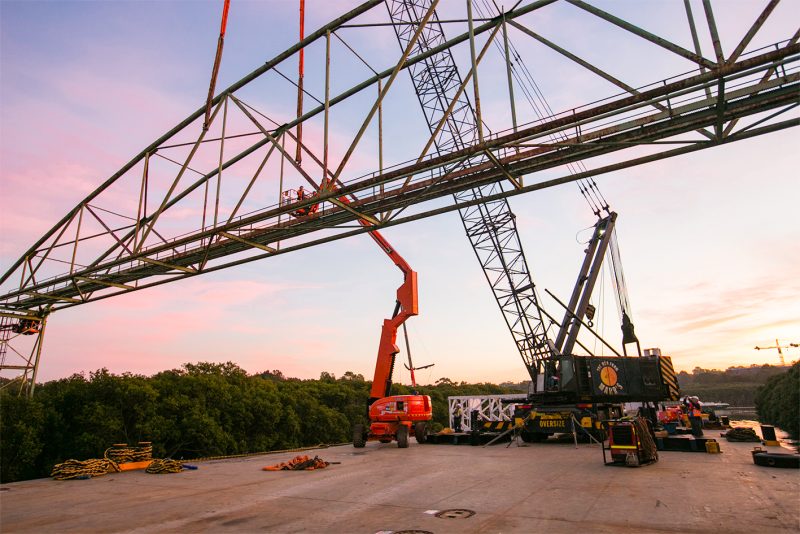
[{"x1": 386, "y1": 0, "x2": 679, "y2": 441}]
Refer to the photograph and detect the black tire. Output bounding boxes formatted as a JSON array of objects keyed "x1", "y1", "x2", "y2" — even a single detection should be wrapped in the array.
[
  {"x1": 414, "y1": 422, "x2": 428, "y2": 444},
  {"x1": 353, "y1": 424, "x2": 366, "y2": 448},
  {"x1": 397, "y1": 425, "x2": 409, "y2": 448}
]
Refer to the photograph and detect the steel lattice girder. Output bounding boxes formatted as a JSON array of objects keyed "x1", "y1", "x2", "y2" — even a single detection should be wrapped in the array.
[{"x1": 1, "y1": 1, "x2": 798, "y2": 317}]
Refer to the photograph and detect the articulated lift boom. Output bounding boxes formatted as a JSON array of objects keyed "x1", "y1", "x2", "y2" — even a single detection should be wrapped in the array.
[
  {"x1": 285, "y1": 185, "x2": 432, "y2": 448},
  {"x1": 356, "y1": 225, "x2": 433, "y2": 449},
  {"x1": 363, "y1": 228, "x2": 417, "y2": 406}
]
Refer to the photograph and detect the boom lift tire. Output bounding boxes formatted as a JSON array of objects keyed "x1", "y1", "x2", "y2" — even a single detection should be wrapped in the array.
[
  {"x1": 397, "y1": 425, "x2": 409, "y2": 448},
  {"x1": 414, "y1": 422, "x2": 428, "y2": 444},
  {"x1": 353, "y1": 424, "x2": 366, "y2": 448}
]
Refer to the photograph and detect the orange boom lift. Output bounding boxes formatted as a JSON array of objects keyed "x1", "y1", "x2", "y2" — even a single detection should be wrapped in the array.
[
  {"x1": 353, "y1": 224, "x2": 433, "y2": 448},
  {"x1": 285, "y1": 183, "x2": 432, "y2": 448}
]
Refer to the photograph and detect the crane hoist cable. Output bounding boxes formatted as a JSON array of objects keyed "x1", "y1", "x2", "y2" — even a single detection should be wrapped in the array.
[{"x1": 474, "y1": 0, "x2": 611, "y2": 216}]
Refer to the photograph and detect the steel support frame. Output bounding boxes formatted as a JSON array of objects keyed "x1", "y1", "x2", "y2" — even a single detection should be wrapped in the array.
[
  {"x1": 448, "y1": 394, "x2": 528, "y2": 432},
  {"x1": 5, "y1": 8, "x2": 795, "y2": 301},
  {"x1": 0, "y1": 311, "x2": 49, "y2": 397}
]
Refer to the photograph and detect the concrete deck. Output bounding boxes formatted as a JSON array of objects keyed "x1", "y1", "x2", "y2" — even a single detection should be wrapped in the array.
[{"x1": 1, "y1": 437, "x2": 798, "y2": 533}]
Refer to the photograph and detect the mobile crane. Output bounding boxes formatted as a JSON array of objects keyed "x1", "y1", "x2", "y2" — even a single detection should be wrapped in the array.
[
  {"x1": 510, "y1": 213, "x2": 680, "y2": 442},
  {"x1": 285, "y1": 185, "x2": 432, "y2": 448}
]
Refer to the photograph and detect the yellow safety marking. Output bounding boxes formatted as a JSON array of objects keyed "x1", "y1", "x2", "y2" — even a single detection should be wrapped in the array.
[
  {"x1": 610, "y1": 445, "x2": 638, "y2": 449},
  {"x1": 659, "y1": 356, "x2": 680, "y2": 400}
]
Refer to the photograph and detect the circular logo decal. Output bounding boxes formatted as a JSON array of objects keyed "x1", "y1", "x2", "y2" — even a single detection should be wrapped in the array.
[
  {"x1": 599, "y1": 365, "x2": 618, "y2": 387},
  {"x1": 596, "y1": 362, "x2": 624, "y2": 395}
]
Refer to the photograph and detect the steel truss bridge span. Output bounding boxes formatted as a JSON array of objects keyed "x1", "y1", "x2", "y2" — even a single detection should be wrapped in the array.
[
  {"x1": 4, "y1": 43, "x2": 798, "y2": 312},
  {"x1": 1, "y1": 0, "x2": 798, "y2": 394}
]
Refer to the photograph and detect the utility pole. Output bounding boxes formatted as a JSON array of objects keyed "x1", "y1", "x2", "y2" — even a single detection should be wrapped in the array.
[{"x1": 754, "y1": 339, "x2": 799, "y2": 366}]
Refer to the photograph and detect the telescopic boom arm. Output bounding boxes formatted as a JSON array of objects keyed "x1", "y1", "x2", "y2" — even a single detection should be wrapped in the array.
[
  {"x1": 362, "y1": 222, "x2": 418, "y2": 404},
  {"x1": 288, "y1": 185, "x2": 419, "y2": 403}
]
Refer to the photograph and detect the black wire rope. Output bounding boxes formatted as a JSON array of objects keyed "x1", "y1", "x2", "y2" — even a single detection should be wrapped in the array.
[{"x1": 473, "y1": 0, "x2": 608, "y2": 215}]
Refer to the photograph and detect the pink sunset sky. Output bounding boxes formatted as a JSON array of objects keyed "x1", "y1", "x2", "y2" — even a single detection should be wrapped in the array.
[{"x1": 1, "y1": 0, "x2": 798, "y2": 385}]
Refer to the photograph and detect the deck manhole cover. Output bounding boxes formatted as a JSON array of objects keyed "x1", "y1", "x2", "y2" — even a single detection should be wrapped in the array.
[
  {"x1": 392, "y1": 531, "x2": 434, "y2": 534},
  {"x1": 435, "y1": 509, "x2": 475, "y2": 519}
]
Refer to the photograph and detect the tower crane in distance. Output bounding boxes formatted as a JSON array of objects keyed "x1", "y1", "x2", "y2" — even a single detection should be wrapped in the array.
[{"x1": 755, "y1": 339, "x2": 798, "y2": 366}]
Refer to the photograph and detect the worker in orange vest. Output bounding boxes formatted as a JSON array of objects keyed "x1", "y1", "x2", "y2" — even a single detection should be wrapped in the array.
[
  {"x1": 686, "y1": 396, "x2": 704, "y2": 437},
  {"x1": 293, "y1": 186, "x2": 308, "y2": 216}
]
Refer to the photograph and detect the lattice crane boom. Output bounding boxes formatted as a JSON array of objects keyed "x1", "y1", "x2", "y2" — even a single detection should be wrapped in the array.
[
  {"x1": 755, "y1": 339, "x2": 798, "y2": 366},
  {"x1": 386, "y1": 0, "x2": 554, "y2": 383}
]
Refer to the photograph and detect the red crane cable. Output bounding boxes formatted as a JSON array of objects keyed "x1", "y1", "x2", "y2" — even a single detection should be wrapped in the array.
[
  {"x1": 203, "y1": 0, "x2": 231, "y2": 132},
  {"x1": 295, "y1": 0, "x2": 306, "y2": 163}
]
